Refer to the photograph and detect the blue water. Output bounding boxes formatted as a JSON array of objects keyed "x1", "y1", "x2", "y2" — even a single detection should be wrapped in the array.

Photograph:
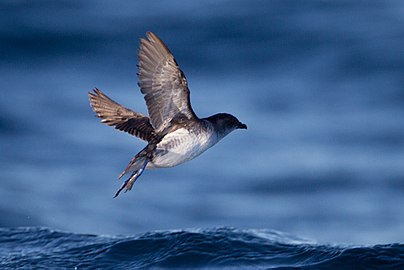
[
  {"x1": 1, "y1": 0, "x2": 404, "y2": 268},
  {"x1": 1, "y1": 227, "x2": 403, "y2": 269}
]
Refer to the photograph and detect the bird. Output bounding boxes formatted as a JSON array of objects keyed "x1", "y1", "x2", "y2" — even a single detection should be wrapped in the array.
[{"x1": 88, "y1": 32, "x2": 247, "y2": 197}]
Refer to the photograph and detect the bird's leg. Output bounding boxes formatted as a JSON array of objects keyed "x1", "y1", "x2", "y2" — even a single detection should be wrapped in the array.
[
  {"x1": 124, "y1": 164, "x2": 146, "y2": 192},
  {"x1": 114, "y1": 159, "x2": 148, "y2": 198}
]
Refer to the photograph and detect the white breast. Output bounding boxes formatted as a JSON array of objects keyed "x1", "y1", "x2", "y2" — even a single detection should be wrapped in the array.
[{"x1": 149, "y1": 125, "x2": 217, "y2": 168}]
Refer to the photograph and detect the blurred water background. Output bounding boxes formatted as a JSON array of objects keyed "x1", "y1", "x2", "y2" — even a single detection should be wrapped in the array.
[{"x1": 1, "y1": 0, "x2": 404, "y2": 254}]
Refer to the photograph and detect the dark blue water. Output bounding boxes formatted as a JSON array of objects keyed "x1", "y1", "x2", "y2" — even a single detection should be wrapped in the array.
[
  {"x1": 1, "y1": 227, "x2": 403, "y2": 269},
  {"x1": 1, "y1": 0, "x2": 404, "y2": 268}
]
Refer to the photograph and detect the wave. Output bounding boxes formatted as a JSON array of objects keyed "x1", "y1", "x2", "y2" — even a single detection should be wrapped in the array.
[{"x1": 0, "y1": 227, "x2": 403, "y2": 269}]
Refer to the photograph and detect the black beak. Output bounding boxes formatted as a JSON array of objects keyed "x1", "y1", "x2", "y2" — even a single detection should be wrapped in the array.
[{"x1": 238, "y1": 123, "x2": 247, "y2": 129}]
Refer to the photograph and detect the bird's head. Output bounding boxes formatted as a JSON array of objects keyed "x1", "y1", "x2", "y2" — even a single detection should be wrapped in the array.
[{"x1": 205, "y1": 113, "x2": 247, "y2": 138}]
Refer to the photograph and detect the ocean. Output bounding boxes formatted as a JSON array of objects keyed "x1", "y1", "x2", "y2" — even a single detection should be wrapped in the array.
[
  {"x1": 1, "y1": 227, "x2": 403, "y2": 269},
  {"x1": 1, "y1": 0, "x2": 403, "y2": 268}
]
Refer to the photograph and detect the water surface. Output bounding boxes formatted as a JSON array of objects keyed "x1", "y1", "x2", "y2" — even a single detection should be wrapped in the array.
[{"x1": 1, "y1": 0, "x2": 404, "y2": 249}]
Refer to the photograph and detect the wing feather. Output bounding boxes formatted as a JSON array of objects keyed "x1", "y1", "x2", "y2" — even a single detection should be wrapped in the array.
[
  {"x1": 137, "y1": 32, "x2": 197, "y2": 132},
  {"x1": 88, "y1": 88, "x2": 155, "y2": 141}
]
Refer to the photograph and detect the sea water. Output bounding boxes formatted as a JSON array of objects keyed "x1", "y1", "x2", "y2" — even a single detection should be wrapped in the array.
[{"x1": 1, "y1": 0, "x2": 403, "y2": 268}]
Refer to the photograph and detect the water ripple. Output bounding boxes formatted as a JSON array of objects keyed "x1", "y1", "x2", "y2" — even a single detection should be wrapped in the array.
[{"x1": 0, "y1": 227, "x2": 402, "y2": 269}]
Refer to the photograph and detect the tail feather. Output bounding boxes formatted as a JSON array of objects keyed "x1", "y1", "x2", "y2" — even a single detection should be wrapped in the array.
[
  {"x1": 119, "y1": 153, "x2": 147, "y2": 179},
  {"x1": 115, "y1": 135, "x2": 158, "y2": 197}
]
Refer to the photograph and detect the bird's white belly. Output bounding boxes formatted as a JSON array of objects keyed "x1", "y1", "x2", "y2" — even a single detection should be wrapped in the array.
[{"x1": 149, "y1": 127, "x2": 216, "y2": 168}]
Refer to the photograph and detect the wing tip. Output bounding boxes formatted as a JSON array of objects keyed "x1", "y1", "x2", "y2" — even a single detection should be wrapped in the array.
[
  {"x1": 88, "y1": 87, "x2": 101, "y2": 98},
  {"x1": 146, "y1": 31, "x2": 154, "y2": 39},
  {"x1": 141, "y1": 31, "x2": 172, "y2": 56}
]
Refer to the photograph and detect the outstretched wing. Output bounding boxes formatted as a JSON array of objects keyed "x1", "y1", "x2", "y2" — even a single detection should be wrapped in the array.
[
  {"x1": 138, "y1": 31, "x2": 197, "y2": 133},
  {"x1": 88, "y1": 88, "x2": 155, "y2": 141}
]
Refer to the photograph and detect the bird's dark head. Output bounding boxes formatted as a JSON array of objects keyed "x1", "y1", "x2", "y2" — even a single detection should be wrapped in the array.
[{"x1": 205, "y1": 113, "x2": 247, "y2": 138}]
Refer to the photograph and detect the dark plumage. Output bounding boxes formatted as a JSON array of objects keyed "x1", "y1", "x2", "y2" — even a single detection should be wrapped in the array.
[
  {"x1": 89, "y1": 88, "x2": 155, "y2": 141},
  {"x1": 89, "y1": 32, "x2": 246, "y2": 197}
]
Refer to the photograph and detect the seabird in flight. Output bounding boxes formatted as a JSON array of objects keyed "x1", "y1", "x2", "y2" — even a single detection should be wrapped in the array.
[{"x1": 89, "y1": 32, "x2": 247, "y2": 197}]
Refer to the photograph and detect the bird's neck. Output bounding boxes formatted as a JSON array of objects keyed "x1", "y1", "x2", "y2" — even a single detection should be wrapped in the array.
[{"x1": 202, "y1": 118, "x2": 229, "y2": 142}]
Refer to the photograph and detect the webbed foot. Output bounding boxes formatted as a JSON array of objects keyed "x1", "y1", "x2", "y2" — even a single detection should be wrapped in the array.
[{"x1": 114, "y1": 159, "x2": 148, "y2": 198}]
